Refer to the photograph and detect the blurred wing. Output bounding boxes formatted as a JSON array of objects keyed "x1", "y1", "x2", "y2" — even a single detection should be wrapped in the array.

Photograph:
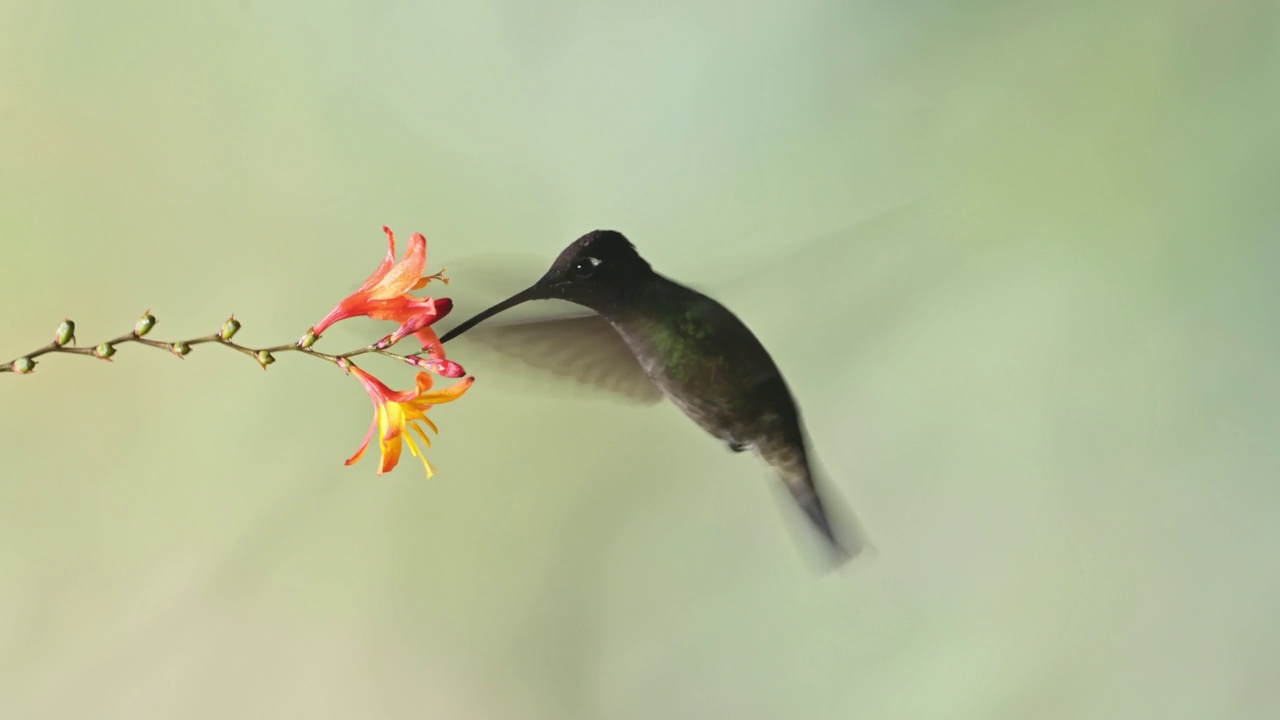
[
  {"x1": 711, "y1": 190, "x2": 969, "y2": 362},
  {"x1": 446, "y1": 311, "x2": 665, "y2": 406}
]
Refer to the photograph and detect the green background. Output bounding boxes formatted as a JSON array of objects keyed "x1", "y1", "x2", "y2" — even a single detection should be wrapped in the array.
[{"x1": 2, "y1": 1, "x2": 1277, "y2": 718}]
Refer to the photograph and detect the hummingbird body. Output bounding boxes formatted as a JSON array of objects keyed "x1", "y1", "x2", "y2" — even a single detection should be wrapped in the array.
[
  {"x1": 611, "y1": 283, "x2": 794, "y2": 451},
  {"x1": 439, "y1": 230, "x2": 861, "y2": 564}
]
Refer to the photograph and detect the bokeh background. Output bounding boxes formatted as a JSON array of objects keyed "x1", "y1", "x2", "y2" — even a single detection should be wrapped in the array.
[{"x1": 2, "y1": 1, "x2": 1278, "y2": 718}]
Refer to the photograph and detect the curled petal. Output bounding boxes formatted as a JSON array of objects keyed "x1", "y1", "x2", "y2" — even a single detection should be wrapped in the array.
[
  {"x1": 368, "y1": 231, "x2": 428, "y2": 300},
  {"x1": 414, "y1": 371, "x2": 435, "y2": 395},
  {"x1": 413, "y1": 375, "x2": 474, "y2": 407},
  {"x1": 355, "y1": 226, "x2": 399, "y2": 293},
  {"x1": 345, "y1": 414, "x2": 379, "y2": 466}
]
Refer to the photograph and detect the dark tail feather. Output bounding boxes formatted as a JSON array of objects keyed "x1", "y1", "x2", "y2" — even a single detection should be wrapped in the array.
[
  {"x1": 792, "y1": 484, "x2": 852, "y2": 561},
  {"x1": 784, "y1": 476, "x2": 863, "y2": 568},
  {"x1": 761, "y1": 425, "x2": 870, "y2": 569}
]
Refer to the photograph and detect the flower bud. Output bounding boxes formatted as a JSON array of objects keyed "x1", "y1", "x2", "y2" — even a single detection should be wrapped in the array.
[
  {"x1": 220, "y1": 317, "x2": 241, "y2": 341},
  {"x1": 135, "y1": 311, "x2": 156, "y2": 337},
  {"x1": 54, "y1": 319, "x2": 75, "y2": 347},
  {"x1": 255, "y1": 350, "x2": 275, "y2": 368},
  {"x1": 439, "y1": 360, "x2": 466, "y2": 378},
  {"x1": 11, "y1": 357, "x2": 36, "y2": 374},
  {"x1": 298, "y1": 329, "x2": 319, "y2": 348},
  {"x1": 94, "y1": 342, "x2": 115, "y2": 359},
  {"x1": 171, "y1": 341, "x2": 191, "y2": 357},
  {"x1": 411, "y1": 357, "x2": 466, "y2": 377}
]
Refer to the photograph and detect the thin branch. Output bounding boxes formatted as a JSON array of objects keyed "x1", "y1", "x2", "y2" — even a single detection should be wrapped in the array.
[{"x1": 2, "y1": 314, "x2": 436, "y2": 375}]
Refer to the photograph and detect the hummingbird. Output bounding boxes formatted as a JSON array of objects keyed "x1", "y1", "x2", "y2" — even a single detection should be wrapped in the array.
[{"x1": 438, "y1": 229, "x2": 867, "y2": 566}]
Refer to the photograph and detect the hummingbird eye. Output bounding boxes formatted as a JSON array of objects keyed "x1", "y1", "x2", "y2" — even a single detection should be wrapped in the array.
[{"x1": 571, "y1": 256, "x2": 602, "y2": 279}]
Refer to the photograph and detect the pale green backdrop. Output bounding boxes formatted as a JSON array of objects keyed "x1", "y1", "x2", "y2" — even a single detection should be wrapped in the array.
[{"x1": 2, "y1": 1, "x2": 1278, "y2": 718}]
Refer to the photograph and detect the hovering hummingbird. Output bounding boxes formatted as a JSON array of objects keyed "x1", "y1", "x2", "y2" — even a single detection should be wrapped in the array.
[{"x1": 438, "y1": 230, "x2": 868, "y2": 565}]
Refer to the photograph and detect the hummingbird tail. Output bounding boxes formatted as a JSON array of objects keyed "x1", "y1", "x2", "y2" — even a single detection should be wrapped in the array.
[
  {"x1": 784, "y1": 475, "x2": 856, "y2": 565},
  {"x1": 762, "y1": 432, "x2": 866, "y2": 567}
]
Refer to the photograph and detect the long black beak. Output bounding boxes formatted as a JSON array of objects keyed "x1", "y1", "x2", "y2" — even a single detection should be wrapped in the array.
[{"x1": 439, "y1": 285, "x2": 545, "y2": 343}]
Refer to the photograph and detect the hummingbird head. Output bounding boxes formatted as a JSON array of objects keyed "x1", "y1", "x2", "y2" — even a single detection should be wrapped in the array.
[
  {"x1": 540, "y1": 229, "x2": 653, "y2": 304},
  {"x1": 438, "y1": 230, "x2": 653, "y2": 343}
]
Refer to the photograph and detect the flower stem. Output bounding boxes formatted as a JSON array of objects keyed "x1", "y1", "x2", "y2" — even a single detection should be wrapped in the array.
[{"x1": 2, "y1": 318, "x2": 429, "y2": 375}]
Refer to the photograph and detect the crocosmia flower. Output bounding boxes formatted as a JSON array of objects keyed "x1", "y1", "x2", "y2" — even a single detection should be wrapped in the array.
[
  {"x1": 344, "y1": 363, "x2": 474, "y2": 477},
  {"x1": 312, "y1": 226, "x2": 452, "y2": 354}
]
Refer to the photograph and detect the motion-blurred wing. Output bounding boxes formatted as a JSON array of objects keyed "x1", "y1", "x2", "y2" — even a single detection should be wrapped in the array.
[{"x1": 446, "y1": 311, "x2": 664, "y2": 405}]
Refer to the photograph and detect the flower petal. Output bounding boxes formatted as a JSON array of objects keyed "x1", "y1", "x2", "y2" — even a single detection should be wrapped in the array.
[
  {"x1": 348, "y1": 364, "x2": 397, "y2": 402},
  {"x1": 376, "y1": 403, "x2": 404, "y2": 474},
  {"x1": 377, "y1": 436, "x2": 402, "y2": 474},
  {"x1": 344, "y1": 413, "x2": 378, "y2": 466},
  {"x1": 311, "y1": 296, "x2": 367, "y2": 337},
  {"x1": 414, "y1": 326, "x2": 445, "y2": 358},
  {"x1": 368, "y1": 231, "x2": 427, "y2": 299},
  {"x1": 385, "y1": 313, "x2": 439, "y2": 348},
  {"x1": 355, "y1": 225, "x2": 399, "y2": 293},
  {"x1": 413, "y1": 376, "x2": 475, "y2": 407},
  {"x1": 414, "y1": 371, "x2": 435, "y2": 395},
  {"x1": 362, "y1": 295, "x2": 416, "y2": 322}
]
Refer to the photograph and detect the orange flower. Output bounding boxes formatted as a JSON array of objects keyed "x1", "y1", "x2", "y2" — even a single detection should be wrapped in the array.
[
  {"x1": 312, "y1": 226, "x2": 452, "y2": 354},
  {"x1": 344, "y1": 363, "x2": 474, "y2": 477}
]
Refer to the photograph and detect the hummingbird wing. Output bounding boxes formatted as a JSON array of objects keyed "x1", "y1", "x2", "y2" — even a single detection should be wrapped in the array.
[
  {"x1": 432, "y1": 253, "x2": 668, "y2": 405},
  {"x1": 710, "y1": 191, "x2": 966, "y2": 365},
  {"x1": 446, "y1": 311, "x2": 665, "y2": 405}
]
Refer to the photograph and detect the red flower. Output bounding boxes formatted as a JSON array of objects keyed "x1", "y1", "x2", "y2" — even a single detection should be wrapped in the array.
[{"x1": 311, "y1": 226, "x2": 452, "y2": 354}]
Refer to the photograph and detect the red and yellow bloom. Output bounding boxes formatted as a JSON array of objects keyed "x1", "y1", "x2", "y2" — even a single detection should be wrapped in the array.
[
  {"x1": 311, "y1": 226, "x2": 452, "y2": 355},
  {"x1": 344, "y1": 363, "x2": 475, "y2": 477},
  {"x1": 310, "y1": 225, "x2": 477, "y2": 476}
]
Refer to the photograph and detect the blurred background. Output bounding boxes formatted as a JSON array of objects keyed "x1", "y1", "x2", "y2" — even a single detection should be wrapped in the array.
[{"x1": 2, "y1": 1, "x2": 1278, "y2": 718}]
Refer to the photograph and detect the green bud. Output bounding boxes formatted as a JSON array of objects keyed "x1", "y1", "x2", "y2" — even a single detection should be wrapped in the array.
[
  {"x1": 135, "y1": 311, "x2": 156, "y2": 337},
  {"x1": 55, "y1": 319, "x2": 75, "y2": 347},
  {"x1": 298, "y1": 329, "x2": 319, "y2": 349},
  {"x1": 171, "y1": 341, "x2": 191, "y2": 357},
  {"x1": 12, "y1": 357, "x2": 36, "y2": 374},
  {"x1": 220, "y1": 317, "x2": 241, "y2": 341},
  {"x1": 94, "y1": 342, "x2": 115, "y2": 359},
  {"x1": 256, "y1": 350, "x2": 275, "y2": 368}
]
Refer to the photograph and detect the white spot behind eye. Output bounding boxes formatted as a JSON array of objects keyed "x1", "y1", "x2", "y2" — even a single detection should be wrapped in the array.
[{"x1": 587, "y1": 256, "x2": 602, "y2": 266}]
